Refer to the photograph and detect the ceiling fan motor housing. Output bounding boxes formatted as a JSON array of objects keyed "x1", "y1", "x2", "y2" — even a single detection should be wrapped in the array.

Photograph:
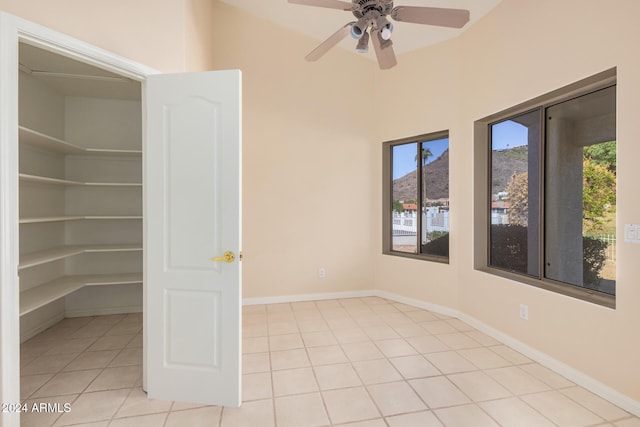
[{"x1": 351, "y1": 0, "x2": 393, "y2": 20}]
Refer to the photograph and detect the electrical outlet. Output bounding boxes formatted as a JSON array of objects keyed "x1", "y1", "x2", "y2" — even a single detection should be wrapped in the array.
[
  {"x1": 519, "y1": 304, "x2": 529, "y2": 320},
  {"x1": 624, "y1": 224, "x2": 640, "y2": 243},
  {"x1": 319, "y1": 267, "x2": 326, "y2": 278}
]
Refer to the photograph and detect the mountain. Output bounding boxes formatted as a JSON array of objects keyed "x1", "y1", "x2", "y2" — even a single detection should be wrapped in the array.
[
  {"x1": 392, "y1": 146, "x2": 528, "y2": 202},
  {"x1": 490, "y1": 145, "x2": 528, "y2": 194},
  {"x1": 392, "y1": 149, "x2": 449, "y2": 202}
]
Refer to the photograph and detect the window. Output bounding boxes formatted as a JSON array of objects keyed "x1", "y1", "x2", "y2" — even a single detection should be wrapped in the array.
[
  {"x1": 475, "y1": 70, "x2": 617, "y2": 307},
  {"x1": 383, "y1": 131, "x2": 450, "y2": 262}
]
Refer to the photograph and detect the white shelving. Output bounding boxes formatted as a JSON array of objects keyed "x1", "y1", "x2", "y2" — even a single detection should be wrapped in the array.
[
  {"x1": 20, "y1": 273, "x2": 143, "y2": 316},
  {"x1": 19, "y1": 244, "x2": 142, "y2": 270},
  {"x1": 20, "y1": 173, "x2": 142, "y2": 187},
  {"x1": 19, "y1": 215, "x2": 142, "y2": 224},
  {"x1": 18, "y1": 85, "x2": 142, "y2": 320},
  {"x1": 19, "y1": 126, "x2": 142, "y2": 157}
]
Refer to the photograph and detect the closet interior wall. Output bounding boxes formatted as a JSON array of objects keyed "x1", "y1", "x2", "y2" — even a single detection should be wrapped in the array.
[{"x1": 18, "y1": 43, "x2": 143, "y2": 342}]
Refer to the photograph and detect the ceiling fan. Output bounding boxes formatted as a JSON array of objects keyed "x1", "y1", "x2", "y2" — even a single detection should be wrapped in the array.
[{"x1": 288, "y1": 0, "x2": 470, "y2": 69}]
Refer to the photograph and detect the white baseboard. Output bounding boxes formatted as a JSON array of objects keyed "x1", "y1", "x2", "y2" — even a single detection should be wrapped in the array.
[
  {"x1": 65, "y1": 305, "x2": 142, "y2": 318},
  {"x1": 242, "y1": 290, "x2": 373, "y2": 306},
  {"x1": 242, "y1": 289, "x2": 640, "y2": 417},
  {"x1": 372, "y1": 290, "x2": 460, "y2": 319},
  {"x1": 456, "y1": 310, "x2": 640, "y2": 417},
  {"x1": 20, "y1": 311, "x2": 65, "y2": 343}
]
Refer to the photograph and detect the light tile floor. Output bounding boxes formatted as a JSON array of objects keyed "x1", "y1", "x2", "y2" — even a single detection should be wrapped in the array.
[{"x1": 19, "y1": 297, "x2": 640, "y2": 426}]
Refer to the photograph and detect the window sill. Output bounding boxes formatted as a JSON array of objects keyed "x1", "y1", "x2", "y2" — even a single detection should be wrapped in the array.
[
  {"x1": 383, "y1": 250, "x2": 449, "y2": 265},
  {"x1": 476, "y1": 266, "x2": 615, "y2": 309}
]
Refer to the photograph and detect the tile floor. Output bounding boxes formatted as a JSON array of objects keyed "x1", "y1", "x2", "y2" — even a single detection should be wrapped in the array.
[{"x1": 19, "y1": 297, "x2": 640, "y2": 426}]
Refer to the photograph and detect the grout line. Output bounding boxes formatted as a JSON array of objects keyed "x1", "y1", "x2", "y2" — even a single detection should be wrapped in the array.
[{"x1": 21, "y1": 296, "x2": 640, "y2": 427}]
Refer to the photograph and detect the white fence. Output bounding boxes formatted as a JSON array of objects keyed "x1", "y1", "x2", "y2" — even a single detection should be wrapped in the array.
[
  {"x1": 491, "y1": 213, "x2": 509, "y2": 225},
  {"x1": 592, "y1": 234, "x2": 616, "y2": 261},
  {"x1": 392, "y1": 209, "x2": 450, "y2": 241}
]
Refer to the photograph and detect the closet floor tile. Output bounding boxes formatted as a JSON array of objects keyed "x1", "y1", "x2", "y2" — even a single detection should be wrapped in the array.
[
  {"x1": 21, "y1": 352, "x2": 79, "y2": 375},
  {"x1": 115, "y1": 387, "x2": 172, "y2": 418},
  {"x1": 53, "y1": 389, "x2": 130, "y2": 426},
  {"x1": 63, "y1": 350, "x2": 119, "y2": 371},
  {"x1": 31, "y1": 369, "x2": 101, "y2": 398},
  {"x1": 85, "y1": 365, "x2": 142, "y2": 392}
]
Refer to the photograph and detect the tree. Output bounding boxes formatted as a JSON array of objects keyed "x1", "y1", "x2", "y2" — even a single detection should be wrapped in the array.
[
  {"x1": 583, "y1": 159, "x2": 616, "y2": 233},
  {"x1": 505, "y1": 172, "x2": 528, "y2": 226},
  {"x1": 584, "y1": 141, "x2": 616, "y2": 173},
  {"x1": 415, "y1": 147, "x2": 433, "y2": 207}
]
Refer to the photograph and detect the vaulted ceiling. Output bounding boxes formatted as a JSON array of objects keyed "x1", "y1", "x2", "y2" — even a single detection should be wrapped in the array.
[{"x1": 220, "y1": 0, "x2": 503, "y2": 58}]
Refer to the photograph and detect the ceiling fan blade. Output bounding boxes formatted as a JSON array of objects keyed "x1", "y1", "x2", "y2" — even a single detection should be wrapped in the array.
[
  {"x1": 305, "y1": 23, "x2": 354, "y2": 62},
  {"x1": 391, "y1": 6, "x2": 470, "y2": 28},
  {"x1": 371, "y1": 31, "x2": 397, "y2": 70},
  {"x1": 288, "y1": 0, "x2": 356, "y2": 11}
]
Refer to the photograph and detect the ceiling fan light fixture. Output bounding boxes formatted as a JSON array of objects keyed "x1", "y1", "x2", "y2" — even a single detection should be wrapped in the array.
[
  {"x1": 376, "y1": 30, "x2": 393, "y2": 50},
  {"x1": 380, "y1": 23, "x2": 393, "y2": 40},
  {"x1": 375, "y1": 16, "x2": 393, "y2": 41},
  {"x1": 355, "y1": 30, "x2": 369, "y2": 53},
  {"x1": 350, "y1": 16, "x2": 367, "y2": 39},
  {"x1": 350, "y1": 25, "x2": 363, "y2": 39}
]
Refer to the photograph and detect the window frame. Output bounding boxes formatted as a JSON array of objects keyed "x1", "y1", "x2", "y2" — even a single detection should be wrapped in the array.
[
  {"x1": 382, "y1": 130, "x2": 450, "y2": 264},
  {"x1": 473, "y1": 68, "x2": 617, "y2": 309}
]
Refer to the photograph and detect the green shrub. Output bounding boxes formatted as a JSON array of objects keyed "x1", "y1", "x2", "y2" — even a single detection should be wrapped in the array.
[
  {"x1": 426, "y1": 230, "x2": 448, "y2": 241},
  {"x1": 582, "y1": 236, "x2": 608, "y2": 288},
  {"x1": 490, "y1": 224, "x2": 528, "y2": 274},
  {"x1": 421, "y1": 233, "x2": 449, "y2": 258},
  {"x1": 490, "y1": 224, "x2": 608, "y2": 286}
]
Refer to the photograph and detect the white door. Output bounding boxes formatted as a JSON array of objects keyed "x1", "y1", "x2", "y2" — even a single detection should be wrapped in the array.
[{"x1": 145, "y1": 70, "x2": 242, "y2": 406}]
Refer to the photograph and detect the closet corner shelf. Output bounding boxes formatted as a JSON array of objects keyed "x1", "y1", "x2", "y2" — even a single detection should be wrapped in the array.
[
  {"x1": 19, "y1": 215, "x2": 142, "y2": 224},
  {"x1": 19, "y1": 244, "x2": 143, "y2": 270},
  {"x1": 20, "y1": 273, "x2": 143, "y2": 317},
  {"x1": 19, "y1": 126, "x2": 142, "y2": 157},
  {"x1": 19, "y1": 173, "x2": 142, "y2": 187}
]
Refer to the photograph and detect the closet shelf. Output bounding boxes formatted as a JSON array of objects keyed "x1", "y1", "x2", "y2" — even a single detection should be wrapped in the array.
[
  {"x1": 19, "y1": 244, "x2": 143, "y2": 270},
  {"x1": 19, "y1": 126, "x2": 142, "y2": 157},
  {"x1": 19, "y1": 173, "x2": 142, "y2": 187},
  {"x1": 20, "y1": 273, "x2": 143, "y2": 316},
  {"x1": 20, "y1": 215, "x2": 142, "y2": 224}
]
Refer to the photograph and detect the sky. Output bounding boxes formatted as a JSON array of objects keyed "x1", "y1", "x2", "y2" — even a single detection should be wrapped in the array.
[
  {"x1": 392, "y1": 137, "x2": 449, "y2": 179},
  {"x1": 491, "y1": 119, "x2": 529, "y2": 150},
  {"x1": 392, "y1": 121, "x2": 530, "y2": 180}
]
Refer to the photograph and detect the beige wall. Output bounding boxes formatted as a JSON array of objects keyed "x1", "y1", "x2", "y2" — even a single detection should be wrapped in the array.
[
  {"x1": 207, "y1": 2, "x2": 377, "y2": 299},
  {"x1": 0, "y1": 0, "x2": 188, "y2": 72},
  {"x1": 373, "y1": 0, "x2": 640, "y2": 403}
]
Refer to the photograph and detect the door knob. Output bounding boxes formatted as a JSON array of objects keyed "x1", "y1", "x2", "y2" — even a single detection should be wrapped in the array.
[{"x1": 211, "y1": 251, "x2": 235, "y2": 263}]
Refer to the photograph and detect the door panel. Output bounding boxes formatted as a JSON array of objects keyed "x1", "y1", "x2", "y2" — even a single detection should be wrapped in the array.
[
  {"x1": 165, "y1": 289, "x2": 221, "y2": 368},
  {"x1": 166, "y1": 97, "x2": 221, "y2": 270},
  {"x1": 145, "y1": 70, "x2": 242, "y2": 406}
]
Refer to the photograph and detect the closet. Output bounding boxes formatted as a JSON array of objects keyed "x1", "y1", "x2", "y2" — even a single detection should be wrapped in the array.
[
  {"x1": 1, "y1": 17, "x2": 242, "y2": 410},
  {"x1": 18, "y1": 42, "x2": 143, "y2": 341}
]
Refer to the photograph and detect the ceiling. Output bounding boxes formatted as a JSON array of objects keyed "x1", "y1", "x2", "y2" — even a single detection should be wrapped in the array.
[
  {"x1": 220, "y1": 0, "x2": 503, "y2": 58},
  {"x1": 18, "y1": 1, "x2": 504, "y2": 98}
]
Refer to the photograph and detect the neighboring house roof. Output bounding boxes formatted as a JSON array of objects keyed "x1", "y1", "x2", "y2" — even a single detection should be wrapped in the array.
[{"x1": 491, "y1": 201, "x2": 510, "y2": 209}]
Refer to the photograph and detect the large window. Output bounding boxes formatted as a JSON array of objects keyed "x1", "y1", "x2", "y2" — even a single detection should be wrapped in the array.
[
  {"x1": 383, "y1": 131, "x2": 449, "y2": 262},
  {"x1": 476, "y1": 70, "x2": 617, "y2": 307}
]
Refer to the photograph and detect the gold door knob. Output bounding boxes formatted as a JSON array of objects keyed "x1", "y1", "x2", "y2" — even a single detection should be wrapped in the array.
[{"x1": 211, "y1": 251, "x2": 235, "y2": 263}]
